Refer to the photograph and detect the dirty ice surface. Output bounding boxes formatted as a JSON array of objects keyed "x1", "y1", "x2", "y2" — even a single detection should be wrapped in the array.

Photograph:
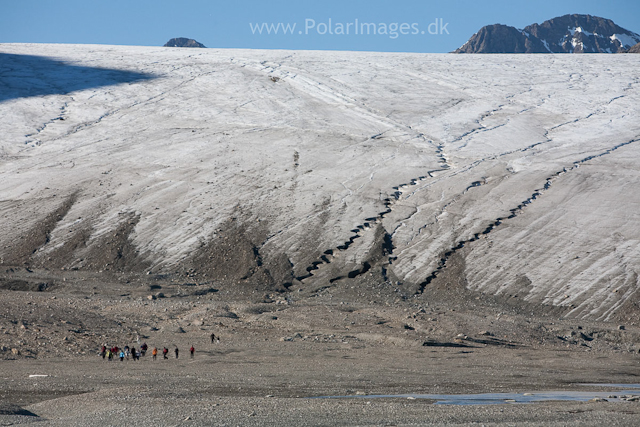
[{"x1": 0, "y1": 44, "x2": 639, "y2": 320}]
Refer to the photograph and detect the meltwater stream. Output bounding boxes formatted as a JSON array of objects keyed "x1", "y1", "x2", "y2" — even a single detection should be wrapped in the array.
[{"x1": 316, "y1": 384, "x2": 640, "y2": 405}]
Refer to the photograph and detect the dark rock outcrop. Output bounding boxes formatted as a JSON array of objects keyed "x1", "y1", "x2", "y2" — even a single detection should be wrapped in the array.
[
  {"x1": 455, "y1": 24, "x2": 548, "y2": 53},
  {"x1": 455, "y1": 14, "x2": 640, "y2": 53},
  {"x1": 627, "y1": 42, "x2": 640, "y2": 53},
  {"x1": 163, "y1": 38, "x2": 206, "y2": 48}
]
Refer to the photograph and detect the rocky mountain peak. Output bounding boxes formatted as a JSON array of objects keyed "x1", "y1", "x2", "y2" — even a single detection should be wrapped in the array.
[
  {"x1": 455, "y1": 14, "x2": 640, "y2": 53},
  {"x1": 163, "y1": 38, "x2": 206, "y2": 48}
]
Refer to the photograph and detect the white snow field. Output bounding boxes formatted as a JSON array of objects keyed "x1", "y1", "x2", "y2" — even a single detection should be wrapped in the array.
[{"x1": 1, "y1": 44, "x2": 639, "y2": 320}]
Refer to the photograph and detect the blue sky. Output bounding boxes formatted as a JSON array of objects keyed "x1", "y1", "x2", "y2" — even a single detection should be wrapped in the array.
[{"x1": 1, "y1": 0, "x2": 639, "y2": 52}]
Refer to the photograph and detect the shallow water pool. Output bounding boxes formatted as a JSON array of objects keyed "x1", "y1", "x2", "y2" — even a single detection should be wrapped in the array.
[{"x1": 316, "y1": 384, "x2": 640, "y2": 405}]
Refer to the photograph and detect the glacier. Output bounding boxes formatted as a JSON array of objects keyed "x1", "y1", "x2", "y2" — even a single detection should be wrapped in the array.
[{"x1": 0, "y1": 43, "x2": 639, "y2": 320}]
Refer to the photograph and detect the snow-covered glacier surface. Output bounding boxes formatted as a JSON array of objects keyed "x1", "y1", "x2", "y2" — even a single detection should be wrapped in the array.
[{"x1": 1, "y1": 44, "x2": 638, "y2": 320}]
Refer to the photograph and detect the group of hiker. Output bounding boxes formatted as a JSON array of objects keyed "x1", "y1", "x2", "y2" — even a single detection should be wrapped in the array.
[
  {"x1": 101, "y1": 343, "x2": 194, "y2": 361},
  {"x1": 99, "y1": 333, "x2": 219, "y2": 361}
]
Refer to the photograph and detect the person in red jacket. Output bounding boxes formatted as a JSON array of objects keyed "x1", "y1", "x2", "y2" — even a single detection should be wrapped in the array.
[
  {"x1": 190, "y1": 346, "x2": 195, "y2": 358},
  {"x1": 162, "y1": 347, "x2": 168, "y2": 359}
]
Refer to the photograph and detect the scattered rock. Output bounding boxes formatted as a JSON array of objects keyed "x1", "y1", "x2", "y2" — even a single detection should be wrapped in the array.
[
  {"x1": 578, "y1": 331, "x2": 593, "y2": 341},
  {"x1": 162, "y1": 325, "x2": 185, "y2": 334}
]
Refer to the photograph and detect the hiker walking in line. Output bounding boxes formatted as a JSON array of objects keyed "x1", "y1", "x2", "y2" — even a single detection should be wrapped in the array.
[
  {"x1": 190, "y1": 345, "x2": 195, "y2": 358},
  {"x1": 140, "y1": 342, "x2": 148, "y2": 356},
  {"x1": 131, "y1": 347, "x2": 138, "y2": 361},
  {"x1": 101, "y1": 345, "x2": 106, "y2": 359},
  {"x1": 162, "y1": 347, "x2": 168, "y2": 359},
  {"x1": 124, "y1": 346, "x2": 130, "y2": 360},
  {"x1": 152, "y1": 347, "x2": 158, "y2": 360},
  {"x1": 119, "y1": 350, "x2": 125, "y2": 361},
  {"x1": 211, "y1": 333, "x2": 219, "y2": 343},
  {"x1": 107, "y1": 350, "x2": 113, "y2": 361},
  {"x1": 175, "y1": 347, "x2": 179, "y2": 359}
]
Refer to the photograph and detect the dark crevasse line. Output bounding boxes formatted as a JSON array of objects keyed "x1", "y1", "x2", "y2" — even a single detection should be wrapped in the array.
[
  {"x1": 293, "y1": 171, "x2": 448, "y2": 283},
  {"x1": 415, "y1": 137, "x2": 639, "y2": 293},
  {"x1": 405, "y1": 97, "x2": 615, "y2": 204},
  {"x1": 403, "y1": 134, "x2": 554, "y2": 203},
  {"x1": 293, "y1": 127, "x2": 544, "y2": 283},
  {"x1": 465, "y1": 181, "x2": 483, "y2": 191},
  {"x1": 399, "y1": 134, "x2": 558, "y2": 243},
  {"x1": 312, "y1": 98, "x2": 621, "y2": 286},
  {"x1": 328, "y1": 262, "x2": 372, "y2": 284},
  {"x1": 292, "y1": 133, "x2": 454, "y2": 283},
  {"x1": 415, "y1": 132, "x2": 449, "y2": 169},
  {"x1": 286, "y1": 93, "x2": 534, "y2": 284},
  {"x1": 292, "y1": 95, "x2": 606, "y2": 285},
  {"x1": 402, "y1": 105, "x2": 626, "y2": 233},
  {"x1": 371, "y1": 118, "x2": 600, "y2": 282}
]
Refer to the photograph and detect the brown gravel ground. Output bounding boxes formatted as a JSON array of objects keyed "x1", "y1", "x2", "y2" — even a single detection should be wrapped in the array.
[{"x1": 1, "y1": 266, "x2": 640, "y2": 425}]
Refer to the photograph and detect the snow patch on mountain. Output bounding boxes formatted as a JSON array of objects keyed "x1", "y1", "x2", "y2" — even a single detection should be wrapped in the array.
[{"x1": 610, "y1": 33, "x2": 640, "y2": 49}]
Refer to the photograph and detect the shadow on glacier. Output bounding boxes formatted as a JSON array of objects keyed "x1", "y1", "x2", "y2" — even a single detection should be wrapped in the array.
[{"x1": 0, "y1": 53, "x2": 155, "y2": 103}]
